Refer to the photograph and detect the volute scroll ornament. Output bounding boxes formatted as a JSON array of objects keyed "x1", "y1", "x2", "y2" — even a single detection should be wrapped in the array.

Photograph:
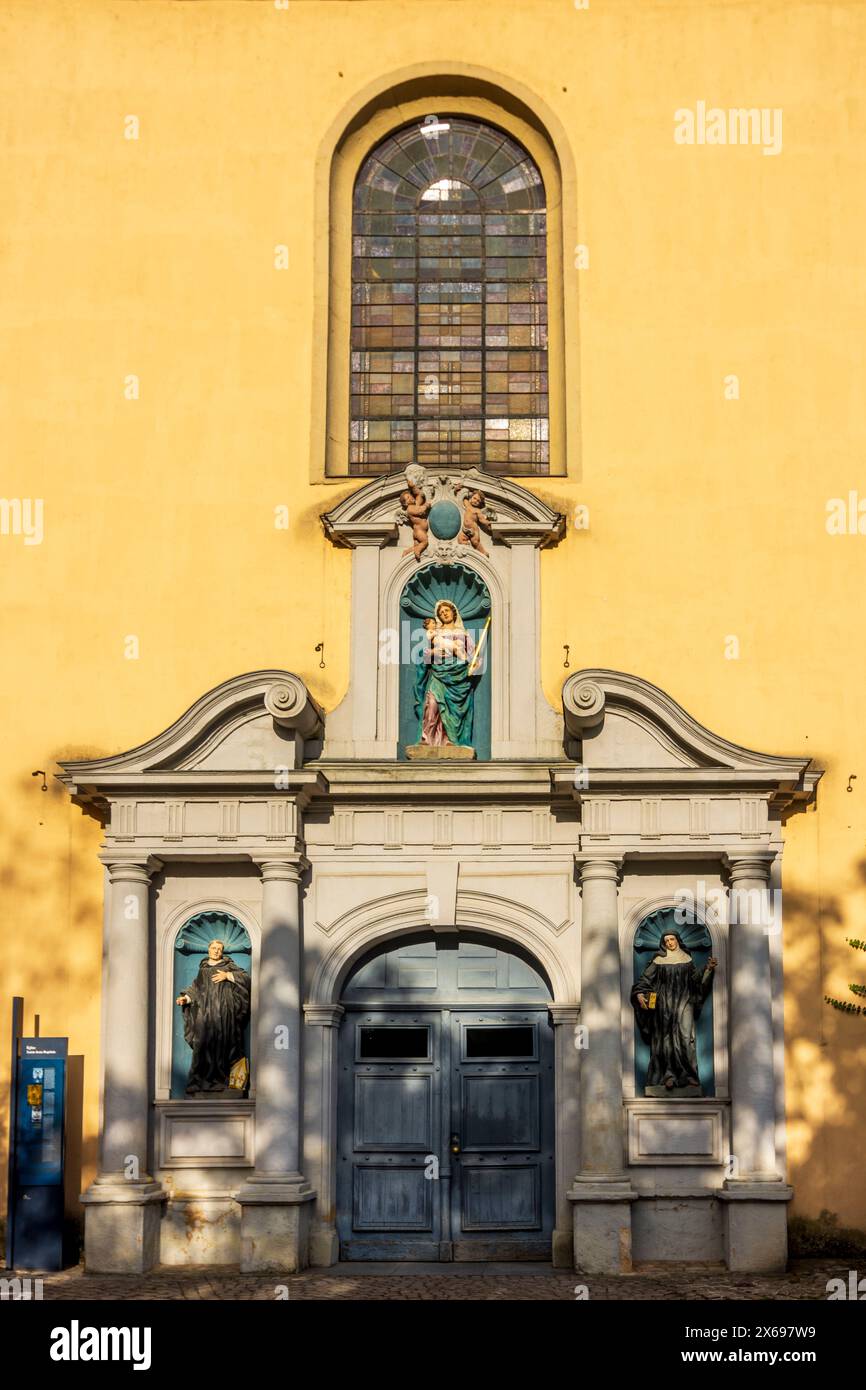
[
  {"x1": 264, "y1": 677, "x2": 324, "y2": 740},
  {"x1": 563, "y1": 675, "x2": 606, "y2": 730}
]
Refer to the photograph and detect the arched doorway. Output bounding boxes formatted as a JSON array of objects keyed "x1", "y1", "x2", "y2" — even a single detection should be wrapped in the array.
[{"x1": 337, "y1": 932, "x2": 555, "y2": 1261}]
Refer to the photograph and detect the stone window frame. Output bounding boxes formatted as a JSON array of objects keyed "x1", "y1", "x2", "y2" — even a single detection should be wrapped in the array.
[
  {"x1": 312, "y1": 68, "x2": 576, "y2": 482},
  {"x1": 348, "y1": 115, "x2": 551, "y2": 477}
]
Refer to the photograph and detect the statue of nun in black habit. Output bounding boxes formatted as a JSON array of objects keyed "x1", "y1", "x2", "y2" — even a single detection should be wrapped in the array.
[
  {"x1": 630, "y1": 931, "x2": 717, "y2": 1097},
  {"x1": 176, "y1": 938, "x2": 251, "y2": 1096}
]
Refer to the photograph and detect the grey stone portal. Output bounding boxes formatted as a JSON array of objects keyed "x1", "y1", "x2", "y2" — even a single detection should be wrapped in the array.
[{"x1": 57, "y1": 473, "x2": 820, "y2": 1276}]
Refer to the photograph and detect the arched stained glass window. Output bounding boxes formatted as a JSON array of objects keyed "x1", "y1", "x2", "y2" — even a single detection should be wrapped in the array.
[{"x1": 351, "y1": 116, "x2": 549, "y2": 476}]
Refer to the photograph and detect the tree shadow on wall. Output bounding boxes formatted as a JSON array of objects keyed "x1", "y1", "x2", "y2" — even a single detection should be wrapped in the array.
[
  {"x1": 0, "y1": 767, "x2": 105, "y2": 1238},
  {"x1": 776, "y1": 841, "x2": 866, "y2": 1242}
]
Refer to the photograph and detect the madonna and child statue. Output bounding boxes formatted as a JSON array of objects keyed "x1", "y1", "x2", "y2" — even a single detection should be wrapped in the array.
[
  {"x1": 401, "y1": 564, "x2": 491, "y2": 760},
  {"x1": 412, "y1": 598, "x2": 486, "y2": 756}
]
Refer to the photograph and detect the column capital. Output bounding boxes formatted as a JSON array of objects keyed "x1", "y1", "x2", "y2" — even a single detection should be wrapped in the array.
[
  {"x1": 255, "y1": 855, "x2": 309, "y2": 883},
  {"x1": 98, "y1": 853, "x2": 163, "y2": 884},
  {"x1": 304, "y1": 1003, "x2": 345, "y2": 1028},
  {"x1": 548, "y1": 1003, "x2": 581, "y2": 1027},
  {"x1": 574, "y1": 854, "x2": 623, "y2": 886},
  {"x1": 724, "y1": 852, "x2": 774, "y2": 885}
]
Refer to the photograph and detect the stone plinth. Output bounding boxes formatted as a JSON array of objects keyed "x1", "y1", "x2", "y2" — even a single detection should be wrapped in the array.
[
  {"x1": 236, "y1": 1179, "x2": 315, "y2": 1273},
  {"x1": 81, "y1": 1181, "x2": 166, "y2": 1274},
  {"x1": 405, "y1": 744, "x2": 476, "y2": 760},
  {"x1": 720, "y1": 1181, "x2": 793, "y2": 1272}
]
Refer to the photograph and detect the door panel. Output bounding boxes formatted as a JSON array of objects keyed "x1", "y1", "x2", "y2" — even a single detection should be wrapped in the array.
[
  {"x1": 450, "y1": 1011, "x2": 553, "y2": 1260},
  {"x1": 338, "y1": 1003, "x2": 554, "y2": 1261},
  {"x1": 338, "y1": 1011, "x2": 444, "y2": 1260},
  {"x1": 460, "y1": 1073, "x2": 540, "y2": 1150},
  {"x1": 461, "y1": 1164, "x2": 541, "y2": 1230},
  {"x1": 353, "y1": 1073, "x2": 435, "y2": 1150},
  {"x1": 353, "y1": 1163, "x2": 434, "y2": 1231}
]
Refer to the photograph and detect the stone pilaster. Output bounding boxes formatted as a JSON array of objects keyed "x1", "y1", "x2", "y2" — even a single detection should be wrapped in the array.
[
  {"x1": 720, "y1": 853, "x2": 792, "y2": 1272},
  {"x1": 237, "y1": 856, "x2": 315, "y2": 1273},
  {"x1": 81, "y1": 856, "x2": 166, "y2": 1274},
  {"x1": 303, "y1": 1003, "x2": 345, "y2": 1267},
  {"x1": 548, "y1": 1003, "x2": 581, "y2": 1269},
  {"x1": 568, "y1": 856, "x2": 637, "y2": 1273}
]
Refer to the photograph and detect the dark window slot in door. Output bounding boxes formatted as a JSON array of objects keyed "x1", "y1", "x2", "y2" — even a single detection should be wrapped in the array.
[
  {"x1": 464, "y1": 1025, "x2": 535, "y2": 1058},
  {"x1": 358, "y1": 1026, "x2": 430, "y2": 1060}
]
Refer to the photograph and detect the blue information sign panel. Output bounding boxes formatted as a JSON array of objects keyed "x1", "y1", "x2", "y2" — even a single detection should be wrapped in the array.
[
  {"x1": 16, "y1": 1039, "x2": 67, "y2": 1185},
  {"x1": 10, "y1": 1038, "x2": 68, "y2": 1269}
]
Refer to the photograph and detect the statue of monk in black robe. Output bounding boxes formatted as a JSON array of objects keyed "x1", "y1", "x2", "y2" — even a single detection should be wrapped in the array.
[
  {"x1": 176, "y1": 939, "x2": 251, "y2": 1096},
  {"x1": 631, "y1": 931, "x2": 716, "y2": 1096}
]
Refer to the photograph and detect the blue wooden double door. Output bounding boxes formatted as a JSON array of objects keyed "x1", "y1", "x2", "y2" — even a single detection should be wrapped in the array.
[{"x1": 337, "y1": 937, "x2": 555, "y2": 1261}]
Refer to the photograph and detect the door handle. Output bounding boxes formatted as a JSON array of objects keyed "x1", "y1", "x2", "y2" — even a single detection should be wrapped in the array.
[{"x1": 450, "y1": 1132, "x2": 461, "y2": 1155}]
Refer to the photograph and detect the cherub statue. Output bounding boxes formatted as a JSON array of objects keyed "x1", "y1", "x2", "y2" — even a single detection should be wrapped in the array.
[
  {"x1": 454, "y1": 481, "x2": 494, "y2": 557},
  {"x1": 399, "y1": 480, "x2": 431, "y2": 561}
]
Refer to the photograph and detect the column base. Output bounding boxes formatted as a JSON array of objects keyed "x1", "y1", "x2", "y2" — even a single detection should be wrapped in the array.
[
  {"x1": 236, "y1": 1173, "x2": 316, "y2": 1273},
  {"x1": 81, "y1": 1178, "x2": 166, "y2": 1274},
  {"x1": 309, "y1": 1222, "x2": 339, "y2": 1268},
  {"x1": 568, "y1": 1178, "x2": 638, "y2": 1275},
  {"x1": 719, "y1": 1179, "x2": 793, "y2": 1272},
  {"x1": 552, "y1": 1226, "x2": 575, "y2": 1269}
]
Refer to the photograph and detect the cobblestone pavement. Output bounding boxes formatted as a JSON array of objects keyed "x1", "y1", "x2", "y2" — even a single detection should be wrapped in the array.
[{"x1": 11, "y1": 1259, "x2": 845, "y2": 1301}]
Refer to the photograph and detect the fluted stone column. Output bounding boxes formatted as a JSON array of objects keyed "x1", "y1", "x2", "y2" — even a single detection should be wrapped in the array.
[
  {"x1": 720, "y1": 854, "x2": 791, "y2": 1271},
  {"x1": 568, "y1": 856, "x2": 636, "y2": 1273},
  {"x1": 549, "y1": 1004, "x2": 581, "y2": 1269},
  {"x1": 81, "y1": 856, "x2": 165, "y2": 1273},
  {"x1": 237, "y1": 856, "x2": 315, "y2": 1272},
  {"x1": 303, "y1": 1003, "x2": 345, "y2": 1267}
]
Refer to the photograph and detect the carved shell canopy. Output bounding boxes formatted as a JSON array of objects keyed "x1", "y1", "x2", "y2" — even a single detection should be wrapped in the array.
[
  {"x1": 400, "y1": 563, "x2": 490, "y2": 621},
  {"x1": 634, "y1": 909, "x2": 711, "y2": 955},
  {"x1": 175, "y1": 911, "x2": 251, "y2": 958}
]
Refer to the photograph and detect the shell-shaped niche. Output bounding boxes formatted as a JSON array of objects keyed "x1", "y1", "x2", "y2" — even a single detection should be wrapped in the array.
[{"x1": 400, "y1": 562, "x2": 491, "y2": 622}]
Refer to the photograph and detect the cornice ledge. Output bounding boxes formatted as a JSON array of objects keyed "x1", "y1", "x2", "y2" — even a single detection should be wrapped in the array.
[
  {"x1": 56, "y1": 670, "x2": 325, "y2": 796},
  {"x1": 562, "y1": 668, "x2": 822, "y2": 806}
]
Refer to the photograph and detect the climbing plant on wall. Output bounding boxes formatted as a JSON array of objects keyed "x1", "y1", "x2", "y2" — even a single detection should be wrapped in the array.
[{"x1": 825, "y1": 938, "x2": 866, "y2": 1018}]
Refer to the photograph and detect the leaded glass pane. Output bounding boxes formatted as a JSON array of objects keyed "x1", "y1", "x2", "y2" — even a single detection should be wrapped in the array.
[{"x1": 350, "y1": 116, "x2": 550, "y2": 475}]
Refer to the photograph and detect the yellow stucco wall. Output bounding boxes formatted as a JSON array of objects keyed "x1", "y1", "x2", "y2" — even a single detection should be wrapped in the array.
[{"x1": 1, "y1": 0, "x2": 864, "y2": 1230}]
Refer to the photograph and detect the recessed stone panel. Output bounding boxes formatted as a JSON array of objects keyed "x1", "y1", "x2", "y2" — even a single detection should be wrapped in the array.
[
  {"x1": 158, "y1": 1102, "x2": 254, "y2": 1168},
  {"x1": 627, "y1": 1100, "x2": 728, "y2": 1166}
]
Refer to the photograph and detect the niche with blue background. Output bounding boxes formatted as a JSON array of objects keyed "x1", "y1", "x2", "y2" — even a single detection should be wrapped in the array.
[
  {"x1": 399, "y1": 562, "x2": 491, "y2": 760},
  {"x1": 171, "y1": 911, "x2": 252, "y2": 1099},
  {"x1": 632, "y1": 907, "x2": 715, "y2": 1097}
]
